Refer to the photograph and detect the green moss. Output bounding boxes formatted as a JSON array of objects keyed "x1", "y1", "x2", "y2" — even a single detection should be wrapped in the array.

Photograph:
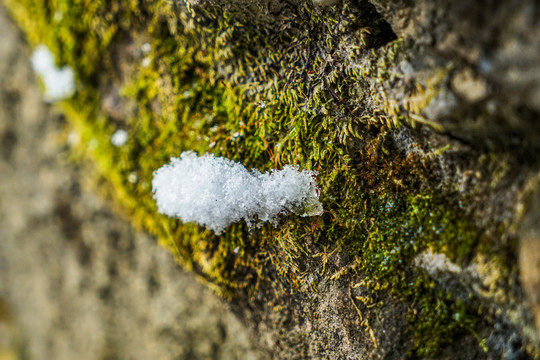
[{"x1": 6, "y1": 0, "x2": 497, "y2": 356}]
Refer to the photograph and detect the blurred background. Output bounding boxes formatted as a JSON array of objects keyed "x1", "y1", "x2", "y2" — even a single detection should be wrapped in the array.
[{"x1": 0, "y1": 5, "x2": 265, "y2": 360}]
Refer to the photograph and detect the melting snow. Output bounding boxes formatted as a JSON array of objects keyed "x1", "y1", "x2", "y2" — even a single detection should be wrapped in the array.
[{"x1": 31, "y1": 45, "x2": 75, "y2": 102}]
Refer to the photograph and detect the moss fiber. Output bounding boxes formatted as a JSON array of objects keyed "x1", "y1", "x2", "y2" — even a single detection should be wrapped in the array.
[{"x1": 5, "y1": 0, "x2": 502, "y2": 356}]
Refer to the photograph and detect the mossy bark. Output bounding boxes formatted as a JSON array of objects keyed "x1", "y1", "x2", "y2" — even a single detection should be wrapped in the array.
[{"x1": 4, "y1": 0, "x2": 540, "y2": 358}]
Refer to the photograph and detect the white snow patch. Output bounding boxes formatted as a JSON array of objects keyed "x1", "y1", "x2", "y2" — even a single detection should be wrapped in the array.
[
  {"x1": 141, "y1": 56, "x2": 151, "y2": 68},
  {"x1": 128, "y1": 172, "x2": 138, "y2": 184},
  {"x1": 415, "y1": 249, "x2": 462, "y2": 276},
  {"x1": 141, "y1": 42, "x2": 152, "y2": 54},
  {"x1": 255, "y1": 101, "x2": 267, "y2": 109},
  {"x1": 152, "y1": 151, "x2": 323, "y2": 233},
  {"x1": 67, "y1": 131, "x2": 80, "y2": 147},
  {"x1": 31, "y1": 45, "x2": 75, "y2": 102},
  {"x1": 111, "y1": 129, "x2": 128, "y2": 147}
]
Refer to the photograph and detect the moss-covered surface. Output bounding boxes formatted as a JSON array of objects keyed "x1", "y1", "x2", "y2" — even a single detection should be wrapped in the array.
[{"x1": 5, "y1": 0, "x2": 536, "y2": 357}]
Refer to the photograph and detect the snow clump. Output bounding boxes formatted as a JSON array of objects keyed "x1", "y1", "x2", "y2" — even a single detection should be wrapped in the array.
[
  {"x1": 111, "y1": 129, "x2": 128, "y2": 147},
  {"x1": 152, "y1": 151, "x2": 323, "y2": 233},
  {"x1": 31, "y1": 45, "x2": 75, "y2": 102}
]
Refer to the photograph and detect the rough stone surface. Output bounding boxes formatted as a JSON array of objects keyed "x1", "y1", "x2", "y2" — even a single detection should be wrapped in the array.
[
  {"x1": 2, "y1": 0, "x2": 540, "y2": 359},
  {"x1": 0, "y1": 7, "x2": 266, "y2": 360},
  {"x1": 370, "y1": 0, "x2": 540, "y2": 131}
]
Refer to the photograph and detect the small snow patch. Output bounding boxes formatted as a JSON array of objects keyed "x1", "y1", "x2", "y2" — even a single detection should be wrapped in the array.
[
  {"x1": 415, "y1": 249, "x2": 462, "y2": 276},
  {"x1": 31, "y1": 45, "x2": 75, "y2": 102},
  {"x1": 255, "y1": 101, "x2": 267, "y2": 109},
  {"x1": 111, "y1": 129, "x2": 128, "y2": 147},
  {"x1": 141, "y1": 57, "x2": 151, "y2": 68},
  {"x1": 152, "y1": 152, "x2": 323, "y2": 233},
  {"x1": 141, "y1": 42, "x2": 151, "y2": 54},
  {"x1": 67, "y1": 131, "x2": 80, "y2": 147},
  {"x1": 128, "y1": 172, "x2": 138, "y2": 184}
]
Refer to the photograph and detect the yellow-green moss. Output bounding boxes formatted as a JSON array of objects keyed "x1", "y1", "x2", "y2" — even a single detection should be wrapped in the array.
[{"x1": 6, "y1": 0, "x2": 502, "y2": 356}]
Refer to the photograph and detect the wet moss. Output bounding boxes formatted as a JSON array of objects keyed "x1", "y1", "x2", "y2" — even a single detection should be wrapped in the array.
[{"x1": 5, "y1": 0, "x2": 511, "y2": 356}]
